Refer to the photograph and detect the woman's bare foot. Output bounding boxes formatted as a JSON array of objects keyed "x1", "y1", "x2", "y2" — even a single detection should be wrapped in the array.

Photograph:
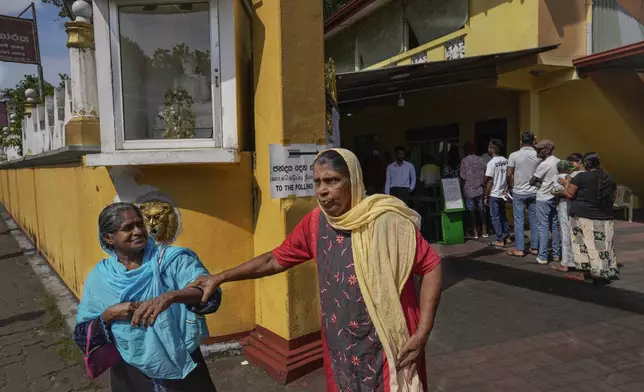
[{"x1": 529, "y1": 248, "x2": 538, "y2": 256}]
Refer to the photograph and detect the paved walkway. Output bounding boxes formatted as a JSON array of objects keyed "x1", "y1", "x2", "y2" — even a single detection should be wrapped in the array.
[
  {"x1": 0, "y1": 217, "x2": 109, "y2": 391},
  {"x1": 1, "y1": 211, "x2": 644, "y2": 392},
  {"x1": 206, "y1": 220, "x2": 644, "y2": 392}
]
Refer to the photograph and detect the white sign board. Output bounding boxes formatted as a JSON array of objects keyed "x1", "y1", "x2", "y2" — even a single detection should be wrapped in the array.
[
  {"x1": 269, "y1": 144, "x2": 327, "y2": 199},
  {"x1": 441, "y1": 178, "x2": 464, "y2": 211}
]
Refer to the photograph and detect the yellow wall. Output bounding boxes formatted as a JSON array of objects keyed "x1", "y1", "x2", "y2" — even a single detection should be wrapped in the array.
[
  {"x1": 467, "y1": 0, "x2": 539, "y2": 56},
  {"x1": 538, "y1": 0, "x2": 587, "y2": 64},
  {"x1": 0, "y1": 0, "x2": 261, "y2": 340},
  {"x1": 0, "y1": 156, "x2": 255, "y2": 338},
  {"x1": 340, "y1": 84, "x2": 520, "y2": 153},
  {"x1": 538, "y1": 73, "x2": 644, "y2": 198},
  {"x1": 354, "y1": 0, "x2": 589, "y2": 72}
]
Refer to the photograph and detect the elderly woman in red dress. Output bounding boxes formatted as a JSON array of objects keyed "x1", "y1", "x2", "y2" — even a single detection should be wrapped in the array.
[{"x1": 192, "y1": 148, "x2": 442, "y2": 391}]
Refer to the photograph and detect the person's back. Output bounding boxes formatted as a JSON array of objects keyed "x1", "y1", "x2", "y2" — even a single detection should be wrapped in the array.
[
  {"x1": 420, "y1": 164, "x2": 440, "y2": 184},
  {"x1": 508, "y1": 147, "x2": 540, "y2": 196},
  {"x1": 486, "y1": 155, "x2": 509, "y2": 197},
  {"x1": 535, "y1": 155, "x2": 561, "y2": 201},
  {"x1": 571, "y1": 170, "x2": 616, "y2": 220},
  {"x1": 485, "y1": 139, "x2": 510, "y2": 247},
  {"x1": 420, "y1": 155, "x2": 441, "y2": 187},
  {"x1": 460, "y1": 154, "x2": 486, "y2": 199}
]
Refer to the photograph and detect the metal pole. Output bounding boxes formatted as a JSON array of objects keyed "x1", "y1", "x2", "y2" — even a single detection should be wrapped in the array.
[
  {"x1": 17, "y1": 4, "x2": 32, "y2": 18},
  {"x1": 30, "y1": 3, "x2": 45, "y2": 99}
]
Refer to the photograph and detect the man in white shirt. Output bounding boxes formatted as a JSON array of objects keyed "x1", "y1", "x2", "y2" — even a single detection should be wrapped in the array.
[
  {"x1": 529, "y1": 139, "x2": 561, "y2": 265},
  {"x1": 484, "y1": 139, "x2": 510, "y2": 248},
  {"x1": 385, "y1": 146, "x2": 416, "y2": 206},
  {"x1": 506, "y1": 132, "x2": 541, "y2": 257}
]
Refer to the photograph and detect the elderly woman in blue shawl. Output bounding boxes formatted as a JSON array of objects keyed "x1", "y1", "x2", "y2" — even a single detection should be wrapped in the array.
[{"x1": 73, "y1": 202, "x2": 222, "y2": 392}]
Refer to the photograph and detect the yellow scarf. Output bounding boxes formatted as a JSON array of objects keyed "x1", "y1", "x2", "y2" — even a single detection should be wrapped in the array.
[{"x1": 318, "y1": 148, "x2": 422, "y2": 392}]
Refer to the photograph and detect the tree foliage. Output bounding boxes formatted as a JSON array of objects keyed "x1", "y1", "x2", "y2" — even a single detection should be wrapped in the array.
[
  {"x1": 0, "y1": 75, "x2": 55, "y2": 154},
  {"x1": 324, "y1": 0, "x2": 354, "y2": 19},
  {"x1": 40, "y1": 0, "x2": 72, "y2": 21}
]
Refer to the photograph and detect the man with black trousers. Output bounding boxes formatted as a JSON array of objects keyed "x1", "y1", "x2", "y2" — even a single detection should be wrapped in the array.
[{"x1": 385, "y1": 146, "x2": 416, "y2": 206}]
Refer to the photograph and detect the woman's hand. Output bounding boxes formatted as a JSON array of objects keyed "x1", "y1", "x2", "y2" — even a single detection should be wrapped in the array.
[
  {"x1": 558, "y1": 177, "x2": 568, "y2": 185},
  {"x1": 188, "y1": 274, "x2": 225, "y2": 303},
  {"x1": 131, "y1": 293, "x2": 174, "y2": 328},
  {"x1": 395, "y1": 332, "x2": 429, "y2": 382},
  {"x1": 102, "y1": 302, "x2": 139, "y2": 325}
]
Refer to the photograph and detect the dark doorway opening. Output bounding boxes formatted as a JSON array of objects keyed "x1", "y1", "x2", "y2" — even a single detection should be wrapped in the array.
[{"x1": 475, "y1": 118, "x2": 508, "y2": 157}]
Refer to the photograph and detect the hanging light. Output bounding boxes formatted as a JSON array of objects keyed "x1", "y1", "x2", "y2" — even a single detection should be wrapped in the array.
[{"x1": 397, "y1": 93, "x2": 405, "y2": 108}]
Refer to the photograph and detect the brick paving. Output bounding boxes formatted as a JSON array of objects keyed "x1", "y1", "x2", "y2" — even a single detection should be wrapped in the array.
[
  {"x1": 206, "y1": 219, "x2": 644, "y2": 392},
  {"x1": 419, "y1": 220, "x2": 644, "y2": 392},
  {"x1": 1, "y1": 210, "x2": 644, "y2": 391}
]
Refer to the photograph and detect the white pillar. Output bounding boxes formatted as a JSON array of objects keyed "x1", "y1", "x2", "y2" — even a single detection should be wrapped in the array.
[{"x1": 65, "y1": 0, "x2": 100, "y2": 146}]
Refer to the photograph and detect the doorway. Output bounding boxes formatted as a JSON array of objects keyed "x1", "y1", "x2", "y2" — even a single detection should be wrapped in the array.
[
  {"x1": 475, "y1": 118, "x2": 508, "y2": 157},
  {"x1": 407, "y1": 123, "x2": 460, "y2": 169}
]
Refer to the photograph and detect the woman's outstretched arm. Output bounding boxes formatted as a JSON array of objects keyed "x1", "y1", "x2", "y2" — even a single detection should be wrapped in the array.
[{"x1": 189, "y1": 252, "x2": 287, "y2": 302}]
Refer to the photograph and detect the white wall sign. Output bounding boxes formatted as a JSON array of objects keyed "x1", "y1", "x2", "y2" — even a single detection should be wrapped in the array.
[
  {"x1": 441, "y1": 178, "x2": 464, "y2": 211},
  {"x1": 269, "y1": 144, "x2": 327, "y2": 199}
]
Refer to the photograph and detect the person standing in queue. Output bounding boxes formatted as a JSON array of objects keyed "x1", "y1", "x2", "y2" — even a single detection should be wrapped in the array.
[
  {"x1": 484, "y1": 139, "x2": 511, "y2": 248},
  {"x1": 506, "y1": 131, "x2": 541, "y2": 257},
  {"x1": 385, "y1": 146, "x2": 417, "y2": 206},
  {"x1": 530, "y1": 139, "x2": 562, "y2": 265},
  {"x1": 460, "y1": 142, "x2": 488, "y2": 239}
]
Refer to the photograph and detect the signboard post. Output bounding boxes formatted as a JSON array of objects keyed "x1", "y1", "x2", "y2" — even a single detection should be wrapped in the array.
[
  {"x1": 269, "y1": 144, "x2": 327, "y2": 199},
  {"x1": 0, "y1": 3, "x2": 45, "y2": 97},
  {"x1": 439, "y1": 178, "x2": 465, "y2": 245}
]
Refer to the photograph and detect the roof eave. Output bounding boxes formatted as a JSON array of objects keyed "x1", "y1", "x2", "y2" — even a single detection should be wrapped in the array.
[
  {"x1": 573, "y1": 41, "x2": 644, "y2": 69},
  {"x1": 324, "y1": 0, "x2": 391, "y2": 38}
]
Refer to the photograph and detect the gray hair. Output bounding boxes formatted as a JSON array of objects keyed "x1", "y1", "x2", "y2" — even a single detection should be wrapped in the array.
[
  {"x1": 314, "y1": 150, "x2": 350, "y2": 178},
  {"x1": 98, "y1": 202, "x2": 142, "y2": 248}
]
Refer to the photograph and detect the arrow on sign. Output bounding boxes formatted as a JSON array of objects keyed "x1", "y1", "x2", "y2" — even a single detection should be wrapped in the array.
[{"x1": 287, "y1": 149, "x2": 321, "y2": 158}]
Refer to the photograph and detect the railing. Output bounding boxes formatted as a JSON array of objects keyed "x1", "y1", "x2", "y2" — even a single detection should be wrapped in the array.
[
  {"x1": 5, "y1": 147, "x2": 20, "y2": 161},
  {"x1": 364, "y1": 27, "x2": 468, "y2": 70},
  {"x1": 7, "y1": 81, "x2": 71, "y2": 161}
]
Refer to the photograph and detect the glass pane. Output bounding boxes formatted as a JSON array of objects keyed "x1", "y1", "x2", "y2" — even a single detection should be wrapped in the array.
[{"x1": 119, "y1": 3, "x2": 213, "y2": 140}]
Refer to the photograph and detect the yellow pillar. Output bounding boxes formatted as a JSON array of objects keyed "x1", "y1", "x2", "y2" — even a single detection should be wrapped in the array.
[
  {"x1": 519, "y1": 90, "x2": 540, "y2": 137},
  {"x1": 244, "y1": 0, "x2": 326, "y2": 383}
]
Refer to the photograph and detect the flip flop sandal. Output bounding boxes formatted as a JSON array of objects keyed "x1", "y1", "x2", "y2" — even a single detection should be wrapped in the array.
[{"x1": 507, "y1": 249, "x2": 525, "y2": 257}]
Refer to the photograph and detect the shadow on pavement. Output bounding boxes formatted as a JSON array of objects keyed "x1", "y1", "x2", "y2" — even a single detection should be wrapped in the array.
[
  {"x1": 442, "y1": 247, "x2": 644, "y2": 315},
  {"x1": 0, "y1": 310, "x2": 46, "y2": 328}
]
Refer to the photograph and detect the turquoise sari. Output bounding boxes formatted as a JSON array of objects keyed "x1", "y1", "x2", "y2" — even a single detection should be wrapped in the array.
[{"x1": 76, "y1": 239, "x2": 210, "y2": 380}]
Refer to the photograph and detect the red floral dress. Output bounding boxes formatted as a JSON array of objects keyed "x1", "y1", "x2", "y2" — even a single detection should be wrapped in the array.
[{"x1": 273, "y1": 208, "x2": 441, "y2": 392}]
